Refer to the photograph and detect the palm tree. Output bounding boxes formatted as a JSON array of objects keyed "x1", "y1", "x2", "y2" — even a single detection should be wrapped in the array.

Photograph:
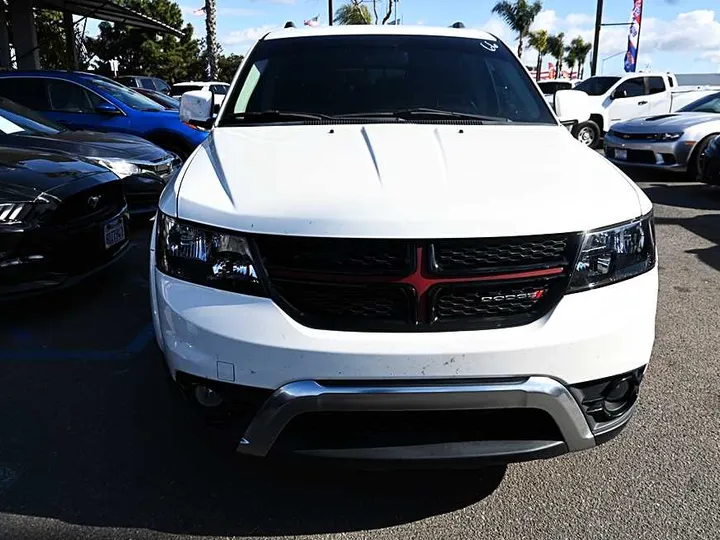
[
  {"x1": 576, "y1": 39, "x2": 592, "y2": 79},
  {"x1": 565, "y1": 49, "x2": 577, "y2": 79},
  {"x1": 334, "y1": 1, "x2": 373, "y2": 25},
  {"x1": 528, "y1": 29, "x2": 549, "y2": 81},
  {"x1": 491, "y1": 0, "x2": 543, "y2": 59},
  {"x1": 566, "y1": 37, "x2": 588, "y2": 79},
  {"x1": 205, "y1": 0, "x2": 219, "y2": 80},
  {"x1": 547, "y1": 32, "x2": 565, "y2": 79}
]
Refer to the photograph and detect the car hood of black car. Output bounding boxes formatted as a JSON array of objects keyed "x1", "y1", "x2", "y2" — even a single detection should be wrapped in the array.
[
  {"x1": 0, "y1": 146, "x2": 115, "y2": 194},
  {"x1": 13, "y1": 130, "x2": 169, "y2": 161}
]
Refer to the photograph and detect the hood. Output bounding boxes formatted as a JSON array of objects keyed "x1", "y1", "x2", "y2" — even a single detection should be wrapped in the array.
[
  {"x1": 612, "y1": 112, "x2": 720, "y2": 133},
  {"x1": 0, "y1": 146, "x2": 113, "y2": 194},
  {"x1": 12, "y1": 130, "x2": 169, "y2": 161},
  {"x1": 174, "y1": 124, "x2": 646, "y2": 239}
]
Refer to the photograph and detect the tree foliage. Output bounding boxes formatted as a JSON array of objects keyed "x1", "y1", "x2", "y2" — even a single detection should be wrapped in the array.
[
  {"x1": 547, "y1": 32, "x2": 565, "y2": 78},
  {"x1": 491, "y1": 0, "x2": 543, "y2": 58},
  {"x1": 334, "y1": 1, "x2": 373, "y2": 25},
  {"x1": 528, "y1": 29, "x2": 549, "y2": 81}
]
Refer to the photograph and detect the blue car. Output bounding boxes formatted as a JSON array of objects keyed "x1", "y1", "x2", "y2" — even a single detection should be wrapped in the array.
[{"x1": 0, "y1": 71, "x2": 207, "y2": 158}]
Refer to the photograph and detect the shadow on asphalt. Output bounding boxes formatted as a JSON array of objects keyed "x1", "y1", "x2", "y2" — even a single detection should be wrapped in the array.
[
  {"x1": 655, "y1": 213, "x2": 720, "y2": 273},
  {"x1": 0, "y1": 226, "x2": 505, "y2": 537},
  {"x1": 641, "y1": 183, "x2": 720, "y2": 212}
]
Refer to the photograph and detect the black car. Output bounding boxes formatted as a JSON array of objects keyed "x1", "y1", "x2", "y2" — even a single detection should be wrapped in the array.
[
  {"x1": 117, "y1": 75, "x2": 171, "y2": 94},
  {"x1": 133, "y1": 88, "x2": 180, "y2": 110},
  {"x1": 699, "y1": 135, "x2": 720, "y2": 186},
  {"x1": 0, "y1": 97, "x2": 181, "y2": 214},
  {"x1": 0, "y1": 146, "x2": 130, "y2": 299}
]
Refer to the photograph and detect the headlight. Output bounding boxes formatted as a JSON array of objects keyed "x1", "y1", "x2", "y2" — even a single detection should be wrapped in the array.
[
  {"x1": 0, "y1": 202, "x2": 33, "y2": 223},
  {"x1": 156, "y1": 213, "x2": 265, "y2": 296},
  {"x1": 88, "y1": 157, "x2": 142, "y2": 179},
  {"x1": 657, "y1": 132, "x2": 682, "y2": 141},
  {"x1": 568, "y1": 213, "x2": 656, "y2": 293}
]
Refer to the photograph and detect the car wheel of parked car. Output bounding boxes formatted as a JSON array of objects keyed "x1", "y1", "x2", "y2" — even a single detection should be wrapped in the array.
[
  {"x1": 573, "y1": 121, "x2": 601, "y2": 149},
  {"x1": 689, "y1": 134, "x2": 718, "y2": 181}
]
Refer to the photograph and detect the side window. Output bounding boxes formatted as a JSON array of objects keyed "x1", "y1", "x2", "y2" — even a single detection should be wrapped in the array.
[
  {"x1": 140, "y1": 78, "x2": 156, "y2": 90},
  {"x1": 47, "y1": 80, "x2": 94, "y2": 113},
  {"x1": 615, "y1": 77, "x2": 646, "y2": 98},
  {"x1": 0, "y1": 78, "x2": 51, "y2": 110},
  {"x1": 647, "y1": 77, "x2": 666, "y2": 95},
  {"x1": 154, "y1": 79, "x2": 169, "y2": 92}
]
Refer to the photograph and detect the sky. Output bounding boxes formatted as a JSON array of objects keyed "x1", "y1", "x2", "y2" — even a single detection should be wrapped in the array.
[{"x1": 94, "y1": 0, "x2": 720, "y2": 75}]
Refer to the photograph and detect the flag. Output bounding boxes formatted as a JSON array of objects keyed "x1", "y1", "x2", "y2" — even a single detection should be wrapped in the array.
[
  {"x1": 192, "y1": 6, "x2": 206, "y2": 16},
  {"x1": 304, "y1": 15, "x2": 320, "y2": 27},
  {"x1": 624, "y1": 0, "x2": 643, "y2": 73}
]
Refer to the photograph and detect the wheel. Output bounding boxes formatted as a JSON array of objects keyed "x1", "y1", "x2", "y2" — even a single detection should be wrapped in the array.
[
  {"x1": 688, "y1": 134, "x2": 718, "y2": 181},
  {"x1": 573, "y1": 121, "x2": 601, "y2": 149}
]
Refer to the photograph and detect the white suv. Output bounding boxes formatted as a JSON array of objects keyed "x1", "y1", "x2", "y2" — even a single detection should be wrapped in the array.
[{"x1": 151, "y1": 25, "x2": 658, "y2": 465}]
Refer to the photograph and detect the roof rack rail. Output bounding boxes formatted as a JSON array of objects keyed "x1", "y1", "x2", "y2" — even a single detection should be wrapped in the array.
[
  {"x1": 450, "y1": 22, "x2": 465, "y2": 28},
  {"x1": 284, "y1": 21, "x2": 296, "y2": 28}
]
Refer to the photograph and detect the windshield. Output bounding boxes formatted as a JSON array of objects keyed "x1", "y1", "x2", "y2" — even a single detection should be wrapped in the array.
[
  {"x1": 86, "y1": 78, "x2": 164, "y2": 111},
  {"x1": 0, "y1": 96, "x2": 64, "y2": 135},
  {"x1": 219, "y1": 35, "x2": 555, "y2": 125},
  {"x1": 171, "y1": 84, "x2": 203, "y2": 95},
  {"x1": 574, "y1": 76, "x2": 620, "y2": 96},
  {"x1": 140, "y1": 90, "x2": 180, "y2": 109},
  {"x1": 678, "y1": 92, "x2": 720, "y2": 113}
]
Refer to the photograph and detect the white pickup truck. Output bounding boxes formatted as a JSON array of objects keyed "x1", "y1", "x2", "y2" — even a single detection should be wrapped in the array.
[{"x1": 569, "y1": 72, "x2": 719, "y2": 148}]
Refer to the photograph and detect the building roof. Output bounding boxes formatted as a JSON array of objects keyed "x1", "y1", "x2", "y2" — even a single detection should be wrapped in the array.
[
  {"x1": 35, "y1": 0, "x2": 184, "y2": 37},
  {"x1": 264, "y1": 25, "x2": 497, "y2": 42}
]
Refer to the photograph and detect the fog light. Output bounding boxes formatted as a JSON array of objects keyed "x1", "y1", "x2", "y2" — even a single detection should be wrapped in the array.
[
  {"x1": 194, "y1": 385, "x2": 223, "y2": 408},
  {"x1": 603, "y1": 376, "x2": 636, "y2": 417}
]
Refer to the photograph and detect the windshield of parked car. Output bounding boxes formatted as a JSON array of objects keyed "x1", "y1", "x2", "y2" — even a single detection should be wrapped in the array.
[
  {"x1": 574, "y1": 76, "x2": 621, "y2": 96},
  {"x1": 0, "y1": 96, "x2": 64, "y2": 135},
  {"x1": 87, "y1": 78, "x2": 164, "y2": 111},
  {"x1": 678, "y1": 92, "x2": 720, "y2": 113},
  {"x1": 219, "y1": 35, "x2": 556, "y2": 125}
]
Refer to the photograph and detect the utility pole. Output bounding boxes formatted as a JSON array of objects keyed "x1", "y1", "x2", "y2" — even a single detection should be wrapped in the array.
[
  {"x1": 591, "y1": 0, "x2": 604, "y2": 76},
  {"x1": 328, "y1": 0, "x2": 333, "y2": 25}
]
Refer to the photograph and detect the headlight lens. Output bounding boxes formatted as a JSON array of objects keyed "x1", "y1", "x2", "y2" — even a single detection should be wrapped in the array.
[
  {"x1": 657, "y1": 132, "x2": 682, "y2": 141},
  {"x1": 89, "y1": 157, "x2": 142, "y2": 179},
  {"x1": 156, "y1": 213, "x2": 265, "y2": 296},
  {"x1": 568, "y1": 213, "x2": 656, "y2": 292},
  {"x1": 0, "y1": 202, "x2": 33, "y2": 223}
]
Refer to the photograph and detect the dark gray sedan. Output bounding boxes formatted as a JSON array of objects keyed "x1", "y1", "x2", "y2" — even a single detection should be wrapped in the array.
[
  {"x1": 604, "y1": 91, "x2": 720, "y2": 178},
  {"x1": 0, "y1": 97, "x2": 181, "y2": 214}
]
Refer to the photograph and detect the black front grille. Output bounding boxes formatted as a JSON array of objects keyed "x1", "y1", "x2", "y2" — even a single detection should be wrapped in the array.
[
  {"x1": 626, "y1": 149, "x2": 657, "y2": 164},
  {"x1": 611, "y1": 131, "x2": 659, "y2": 141},
  {"x1": 256, "y1": 236, "x2": 413, "y2": 276},
  {"x1": 44, "y1": 182, "x2": 125, "y2": 225},
  {"x1": 254, "y1": 234, "x2": 580, "y2": 332},
  {"x1": 433, "y1": 283, "x2": 549, "y2": 319},
  {"x1": 430, "y1": 236, "x2": 569, "y2": 275}
]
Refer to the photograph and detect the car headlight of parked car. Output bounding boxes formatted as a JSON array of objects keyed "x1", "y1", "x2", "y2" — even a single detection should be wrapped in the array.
[
  {"x1": 88, "y1": 157, "x2": 142, "y2": 179},
  {"x1": 657, "y1": 132, "x2": 683, "y2": 141},
  {"x1": 0, "y1": 202, "x2": 34, "y2": 223},
  {"x1": 568, "y1": 213, "x2": 656, "y2": 292},
  {"x1": 156, "y1": 213, "x2": 265, "y2": 296}
]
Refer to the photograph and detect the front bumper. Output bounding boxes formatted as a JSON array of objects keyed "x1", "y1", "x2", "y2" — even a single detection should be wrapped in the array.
[
  {"x1": 0, "y1": 209, "x2": 130, "y2": 300},
  {"x1": 604, "y1": 134, "x2": 694, "y2": 172}
]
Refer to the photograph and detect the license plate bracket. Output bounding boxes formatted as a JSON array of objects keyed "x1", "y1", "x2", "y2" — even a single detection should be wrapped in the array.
[
  {"x1": 615, "y1": 148, "x2": 628, "y2": 161},
  {"x1": 104, "y1": 218, "x2": 126, "y2": 249}
]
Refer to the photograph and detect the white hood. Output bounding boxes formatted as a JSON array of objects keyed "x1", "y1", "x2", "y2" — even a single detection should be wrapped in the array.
[{"x1": 173, "y1": 124, "x2": 648, "y2": 238}]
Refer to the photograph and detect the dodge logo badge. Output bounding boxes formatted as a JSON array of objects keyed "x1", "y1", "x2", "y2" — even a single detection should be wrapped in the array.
[{"x1": 88, "y1": 195, "x2": 102, "y2": 209}]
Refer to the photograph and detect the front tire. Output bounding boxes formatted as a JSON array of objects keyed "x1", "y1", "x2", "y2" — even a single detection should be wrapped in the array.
[
  {"x1": 574, "y1": 121, "x2": 601, "y2": 149},
  {"x1": 688, "y1": 134, "x2": 718, "y2": 181}
]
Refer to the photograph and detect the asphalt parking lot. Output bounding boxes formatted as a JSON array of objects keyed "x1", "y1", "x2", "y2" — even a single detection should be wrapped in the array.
[{"x1": 1, "y1": 172, "x2": 719, "y2": 540}]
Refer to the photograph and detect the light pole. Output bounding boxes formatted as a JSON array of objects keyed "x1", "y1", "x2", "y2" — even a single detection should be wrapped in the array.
[
  {"x1": 601, "y1": 51, "x2": 625, "y2": 74},
  {"x1": 328, "y1": 0, "x2": 333, "y2": 25},
  {"x1": 591, "y1": 0, "x2": 604, "y2": 76}
]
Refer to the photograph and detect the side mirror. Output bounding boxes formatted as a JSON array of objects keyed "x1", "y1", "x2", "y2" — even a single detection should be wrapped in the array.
[
  {"x1": 180, "y1": 90, "x2": 214, "y2": 128},
  {"x1": 554, "y1": 89, "x2": 590, "y2": 124},
  {"x1": 94, "y1": 101, "x2": 121, "y2": 115}
]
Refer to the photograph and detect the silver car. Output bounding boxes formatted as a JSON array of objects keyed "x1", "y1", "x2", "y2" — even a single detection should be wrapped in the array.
[{"x1": 604, "y1": 91, "x2": 720, "y2": 178}]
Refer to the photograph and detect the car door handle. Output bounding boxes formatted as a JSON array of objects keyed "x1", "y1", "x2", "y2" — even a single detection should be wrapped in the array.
[{"x1": 638, "y1": 101, "x2": 648, "y2": 105}]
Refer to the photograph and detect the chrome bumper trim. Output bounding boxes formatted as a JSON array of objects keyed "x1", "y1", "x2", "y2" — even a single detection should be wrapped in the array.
[{"x1": 236, "y1": 377, "x2": 596, "y2": 457}]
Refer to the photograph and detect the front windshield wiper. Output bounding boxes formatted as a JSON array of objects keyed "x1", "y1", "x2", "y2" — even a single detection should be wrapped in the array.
[
  {"x1": 224, "y1": 110, "x2": 336, "y2": 124},
  {"x1": 337, "y1": 108, "x2": 511, "y2": 123}
]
